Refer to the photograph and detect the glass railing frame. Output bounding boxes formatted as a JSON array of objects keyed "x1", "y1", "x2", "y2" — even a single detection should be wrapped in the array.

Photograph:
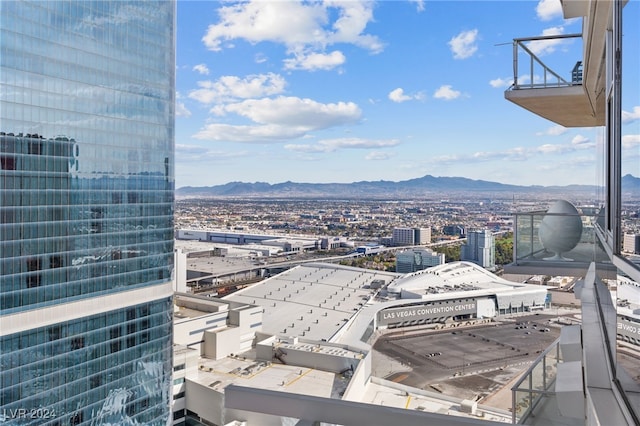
[
  {"x1": 510, "y1": 337, "x2": 562, "y2": 424},
  {"x1": 512, "y1": 209, "x2": 608, "y2": 267}
]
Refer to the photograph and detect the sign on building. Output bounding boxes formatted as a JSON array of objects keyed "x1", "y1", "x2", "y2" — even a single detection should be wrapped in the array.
[{"x1": 377, "y1": 300, "x2": 477, "y2": 326}]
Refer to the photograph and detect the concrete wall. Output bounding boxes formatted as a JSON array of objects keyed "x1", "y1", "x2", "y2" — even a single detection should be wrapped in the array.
[
  {"x1": 172, "y1": 346, "x2": 199, "y2": 425},
  {"x1": 342, "y1": 350, "x2": 371, "y2": 401},
  {"x1": 477, "y1": 297, "x2": 496, "y2": 318},
  {"x1": 256, "y1": 337, "x2": 365, "y2": 375},
  {"x1": 203, "y1": 326, "x2": 241, "y2": 360},
  {"x1": 255, "y1": 335, "x2": 277, "y2": 361},
  {"x1": 277, "y1": 345, "x2": 360, "y2": 373},
  {"x1": 185, "y1": 380, "x2": 225, "y2": 425},
  {"x1": 186, "y1": 379, "x2": 296, "y2": 426},
  {"x1": 174, "y1": 248, "x2": 188, "y2": 293},
  {"x1": 174, "y1": 311, "x2": 229, "y2": 352}
]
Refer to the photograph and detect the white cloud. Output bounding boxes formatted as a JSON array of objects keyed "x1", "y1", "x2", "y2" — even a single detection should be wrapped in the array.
[
  {"x1": 388, "y1": 88, "x2": 423, "y2": 103},
  {"x1": 202, "y1": 1, "x2": 323, "y2": 51},
  {"x1": 536, "y1": 0, "x2": 563, "y2": 21},
  {"x1": 448, "y1": 29, "x2": 479, "y2": 59},
  {"x1": 201, "y1": 1, "x2": 383, "y2": 70},
  {"x1": 534, "y1": 136, "x2": 593, "y2": 154},
  {"x1": 536, "y1": 125, "x2": 567, "y2": 136},
  {"x1": 489, "y1": 77, "x2": 513, "y2": 89},
  {"x1": 176, "y1": 144, "x2": 208, "y2": 156},
  {"x1": 426, "y1": 138, "x2": 596, "y2": 165},
  {"x1": 194, "y1": 123, "x2": 308, "y2": 143},
  {"x1": 365, "y1": 151, "x2": 394, "y2": 160},
  {"x1": 193, "y1": 96, "x2": 362, "y2": 143},
  {"x1": 389, "y1": 88, "x2": 411, "y2": 103},
  {"x1": 193, "y1": 64, "x2": 210, "y2": 75},
  {"x1": 188, "y1": 73, "x2": 286, "y2": 104},
  {"x1": 329, "y1": 2, "x2": 384, "y2": 52},
  {"x1": 527, "y1": 26, "x2": 566, "y2": 56},
  {"x1": 433, "y1": 85, "x2": 461, "y2": 101},
  {"x1": 622, "y1": 134, "x2": 640, "y2": 150},
  {"x1": 176, "y1": 101, "x2": 191, "y2": 118},
  {"x1": 219, "y1": 96, "x2": 361, "y2": 127},
  {"x1": 622, "y1": 106, "x2": 640, "y2": 123},
  {"x1": 283, "y1": 50, "x2": 346, "y2": 71},
  {"x1": 536, "y1": 143, "x2": 567, "y2": 154},
  {"x1": 409, "y1": 0, "x2": 426, "y2": 12},
  {"x1": 284, "y1": 137, "x2": 399, "y2": 153},
  {"x1": 570, "y1": 134, "x2": 591, "y2": 146},
  {"x1": 176, "y1": 143, "x2": 249, "y2": 161}
]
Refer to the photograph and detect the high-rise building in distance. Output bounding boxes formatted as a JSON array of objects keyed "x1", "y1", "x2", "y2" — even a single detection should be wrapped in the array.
[
  {"x1": 623, "y1": 233, "x2": 640, "y2": 254},
  {"x1": 1, "y1": 1, "x2": 175, "y2": 424},
  {"x1": 461, "y1": 229, "x2": 495, "y2": 270},
  {"x1": 392, "y1": 227, "x2": 431, "y2": 246}
]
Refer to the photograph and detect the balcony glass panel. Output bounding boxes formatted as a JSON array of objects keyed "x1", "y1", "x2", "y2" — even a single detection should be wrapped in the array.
[
  {"x1": 511, "y1": 339, "x2": 561, "y2": 424},
  {"x1": 613, "y1": 264, "x2": 640, "y2": 417},
  {"x1": 511, "y1": 205, "x2": 611, "y2": 277}
]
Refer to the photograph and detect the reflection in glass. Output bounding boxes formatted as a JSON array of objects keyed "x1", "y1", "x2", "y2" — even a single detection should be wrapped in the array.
[{"x1": 1, "y1": 1, "x2": 175, "y2": 424}]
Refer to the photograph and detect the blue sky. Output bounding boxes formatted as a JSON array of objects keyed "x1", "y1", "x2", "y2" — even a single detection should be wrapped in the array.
[{"x1": 175, "y1": 0, "x2": 640, "y2": 188}]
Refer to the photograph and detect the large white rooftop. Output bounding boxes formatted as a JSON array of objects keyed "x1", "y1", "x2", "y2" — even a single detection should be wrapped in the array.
[
  {"x1": 225, "y1": 263, "x2": 401, "y2": 341},
  {"x1": 388, "y1": 261, "x2": 534, "y2": 295},
  {"x1": 226, "y1": 262, "x2": 549, "y2": 345}
]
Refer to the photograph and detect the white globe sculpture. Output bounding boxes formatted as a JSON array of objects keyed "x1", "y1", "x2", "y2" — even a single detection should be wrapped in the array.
[{"x1": 538, "y1": 200, "x2": 583, "y2": 261}]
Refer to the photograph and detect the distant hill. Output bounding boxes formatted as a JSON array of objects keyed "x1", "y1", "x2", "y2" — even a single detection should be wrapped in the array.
[
  {"x1": 623, "y1": 174, "x2": 640, "y2": 191},
  {"x1": 175, "y1": 174, "x2": 640, "y2": 199}
]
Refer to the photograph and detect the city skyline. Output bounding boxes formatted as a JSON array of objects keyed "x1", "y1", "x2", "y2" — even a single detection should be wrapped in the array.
[{"x1": 175, "y1": 0, "x2": 640, "y2": 189}]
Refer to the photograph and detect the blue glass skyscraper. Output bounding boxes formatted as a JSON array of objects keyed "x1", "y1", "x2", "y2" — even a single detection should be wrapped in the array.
[{"x1": 1, "y1": 1, "x2": 175, "y2": 424}]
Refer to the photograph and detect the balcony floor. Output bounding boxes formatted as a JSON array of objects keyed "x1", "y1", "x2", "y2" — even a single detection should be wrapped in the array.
[
  {"x1": 505, "y1": 85, "x2": 603, "y2": 127},
  {"x1": 522, "y1": 393, "x2": 584, "y2": 426},
  {"x1": 505, "y1": 242, "x2": 616, "y2": 279}
]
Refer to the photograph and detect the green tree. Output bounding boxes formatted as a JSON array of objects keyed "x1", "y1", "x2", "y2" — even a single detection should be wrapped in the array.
[
  {"x1": 434, "y1": 244, "x2": 461, "y2": 262},
  {"x1": 494, "y1": 233, "x2": 514, "y2": 265}
]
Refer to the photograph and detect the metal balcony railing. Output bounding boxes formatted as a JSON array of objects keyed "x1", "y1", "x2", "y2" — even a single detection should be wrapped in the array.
[{"x1": 509, "y1": 34, "x2": 583, "y2": 90}]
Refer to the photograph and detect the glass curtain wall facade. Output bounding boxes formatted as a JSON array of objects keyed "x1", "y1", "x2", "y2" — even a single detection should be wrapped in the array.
[
  {"x1": 0, "y1": 1, "x2": 175, "y2": 424},
  {"x1": 597, "y1": 0, "x2": 640, "y2": 418}
]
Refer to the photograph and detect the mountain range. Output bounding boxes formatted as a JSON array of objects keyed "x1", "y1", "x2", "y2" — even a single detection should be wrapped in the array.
[{"x1": 176, "y1": 174, "x2": 640, "y2": 199}]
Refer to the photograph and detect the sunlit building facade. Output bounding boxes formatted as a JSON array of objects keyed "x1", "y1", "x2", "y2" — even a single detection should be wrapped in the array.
[
  {"x1": 461, "y1": 229, "x2": 495, "y2": 270},
  {"x1": 391, "y1": 227, "x2": 430, "y2": 246},
  {"x1": 0, "y1": 1, "x2": 175, "y2": 424}
]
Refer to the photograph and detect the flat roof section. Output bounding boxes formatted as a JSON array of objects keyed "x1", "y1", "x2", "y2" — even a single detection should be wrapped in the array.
[
  {"x1": 225, "y1": 263, "x2": 400, "y2": 341},
  {"x1": 192, "y1": 353, "x2": 344, "y2": 399}
]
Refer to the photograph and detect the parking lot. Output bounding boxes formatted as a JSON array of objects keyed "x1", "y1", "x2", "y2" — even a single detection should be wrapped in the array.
[{"x1": 372, "y1": 313, "x2": 562, "y2": 403}]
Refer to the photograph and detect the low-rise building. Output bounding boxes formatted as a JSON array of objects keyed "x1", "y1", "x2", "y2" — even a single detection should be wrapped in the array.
[{"x1": 396, "y1": 248, "x2": 445, "y2": 273}]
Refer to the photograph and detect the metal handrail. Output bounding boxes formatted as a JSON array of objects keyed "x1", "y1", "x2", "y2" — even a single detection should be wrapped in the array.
[{"x1": 510, "y1": 33, "x2": 582, "y2": 90}]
